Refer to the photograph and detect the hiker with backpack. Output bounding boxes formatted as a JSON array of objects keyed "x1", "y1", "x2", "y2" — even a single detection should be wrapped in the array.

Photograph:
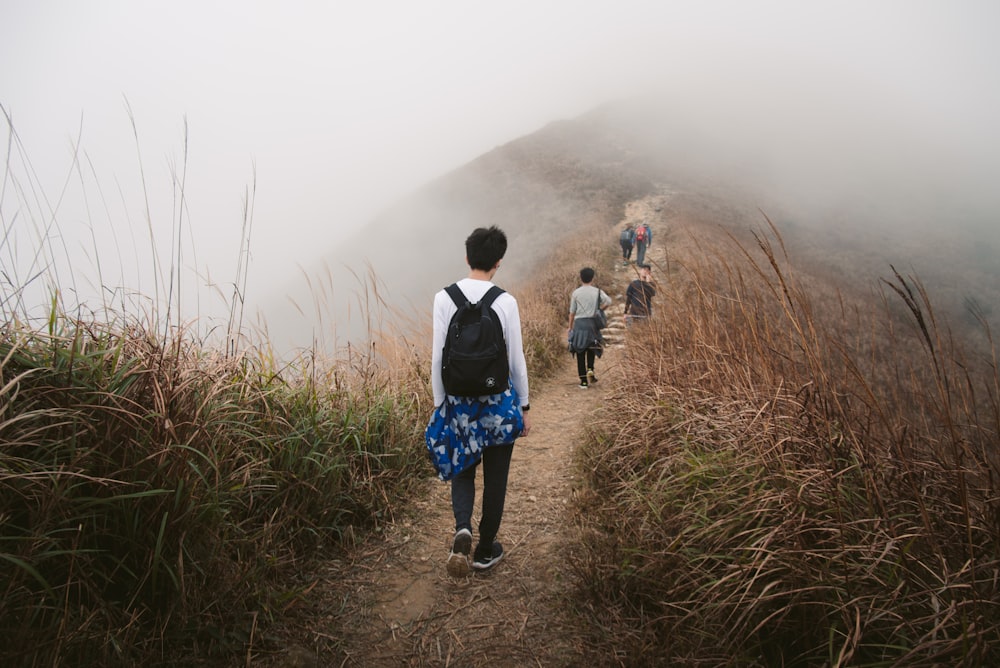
[
  {"x1": 568, "y1": 267, "x2": 612, "y2": 388},
  {"x1": 619, "y1": 224, "x2": 635, "y2": 264},
  {"x1": 425, "y1": 226, "x2": 531, "y2": 577},
  {"x1": 624, "y1": 263, "x2": 656, "y2": 326},
  {"x1": 635, "y1": 221, "x2": 652, "y2": 266}
]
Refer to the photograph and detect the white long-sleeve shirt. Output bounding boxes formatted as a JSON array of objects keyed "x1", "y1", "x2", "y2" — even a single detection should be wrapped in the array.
[{"x1": 431, "y1": 278, "x2": 530, "y2": 408}]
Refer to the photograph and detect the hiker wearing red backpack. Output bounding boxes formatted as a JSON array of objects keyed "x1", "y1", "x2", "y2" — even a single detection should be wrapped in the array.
[
  {"x1": 426, "y1": 226, "x2": 531, "y2": 577},
  {"x1": 635, "y1": 221, "x2": 652, "y2": 266}
]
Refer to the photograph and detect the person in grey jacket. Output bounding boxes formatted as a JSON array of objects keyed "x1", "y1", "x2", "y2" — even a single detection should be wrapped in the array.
[{"x1": 567, "y1": 267, "x2": 611, "y2": 388}]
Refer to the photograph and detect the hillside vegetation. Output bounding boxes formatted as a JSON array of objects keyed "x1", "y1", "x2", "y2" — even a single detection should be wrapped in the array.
[
  {"x1": 0, "y1": 319, "x2": 429, "y2": 664},
  {"x1": 572, "y1": 193, "x2": 999, "y2": 665},
  {"x1": 3, "y1": 101, "x2": 999, "y2": 666}
]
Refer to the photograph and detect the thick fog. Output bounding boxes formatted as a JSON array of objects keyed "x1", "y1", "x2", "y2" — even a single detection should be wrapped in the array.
[{"x1": 2, "y1": 1, "x2": 998, "y2": 352}]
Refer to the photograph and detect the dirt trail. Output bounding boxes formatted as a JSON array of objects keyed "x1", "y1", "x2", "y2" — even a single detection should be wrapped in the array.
[
  {"x1": 278, "y1": 197, "x2": 668, "y2": 668},
  {"x1": 322, "y1": 346, "x2": 624, "y2": 667}
]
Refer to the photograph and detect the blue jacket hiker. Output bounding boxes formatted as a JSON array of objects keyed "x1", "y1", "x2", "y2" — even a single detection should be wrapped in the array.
[{"x1": 425, "y1": 226, "x2": 531, "y2": 577}]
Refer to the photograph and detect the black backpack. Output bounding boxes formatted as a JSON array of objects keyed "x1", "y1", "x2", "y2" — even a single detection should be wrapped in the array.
[{"x1": 441, "y1": 284, "x2": 510, "y2": 397}]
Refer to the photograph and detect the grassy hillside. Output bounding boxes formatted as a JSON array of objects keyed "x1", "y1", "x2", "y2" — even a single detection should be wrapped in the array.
[
  {"x1": 572, "y1": 194, "x2": 999, "y2": 665},
  {"x1": 4, "y1": 100, "x2": 998, "y2": 665},
  {"x1": 0, "y1": 322, "x2": 427, "y2": 664},
  {"x1": 1, "y1": 108, "x2": 638, "y2": 666}
]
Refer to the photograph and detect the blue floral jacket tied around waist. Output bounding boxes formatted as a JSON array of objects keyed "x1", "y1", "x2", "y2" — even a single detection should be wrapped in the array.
[{"x1": 425, "y1": 388, "x2": 524, "y2": 481}]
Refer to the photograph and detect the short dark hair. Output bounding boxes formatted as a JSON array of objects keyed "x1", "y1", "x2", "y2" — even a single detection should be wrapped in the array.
[
  {"x1": 580, "y1": 267, "x2": 595, "y2": 283},
  {"x1": 466, "y1": 226, "x2": 507, "y2": 271}
]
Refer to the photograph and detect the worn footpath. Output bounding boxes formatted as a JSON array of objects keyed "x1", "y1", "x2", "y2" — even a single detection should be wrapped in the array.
[{"x1": 275, "y1": 196, "x2": 668, "y2": 667}]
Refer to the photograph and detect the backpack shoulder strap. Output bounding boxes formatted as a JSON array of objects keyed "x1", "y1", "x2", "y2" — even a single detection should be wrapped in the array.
[
  {"x1": 480, "y1": 285, "x2": 505, "y2": 308},
  {"x1": 481, "y1": 286, "x2": 507, "y2": 341},
  {"x1": 444, "y1": 283, "x2": 467, "y2": 308},
  {"x1": 445, "y1": 283, "x2": 504, "y2": 309}
]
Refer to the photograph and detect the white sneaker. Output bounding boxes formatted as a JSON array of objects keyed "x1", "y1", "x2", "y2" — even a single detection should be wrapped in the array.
[{"x1": 446, "y1": 528, "x2": 472, "y2": 577}]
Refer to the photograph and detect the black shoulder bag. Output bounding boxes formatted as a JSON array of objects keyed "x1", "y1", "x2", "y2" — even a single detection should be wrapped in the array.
[{"x1": 594, "y1": 286, "x2": 608, "y2": 329}]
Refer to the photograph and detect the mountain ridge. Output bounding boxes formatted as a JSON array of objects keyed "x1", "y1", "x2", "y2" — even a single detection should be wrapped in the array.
[
  {"x1": 261, "y1": 96, "x2": 1000, "y2": 356},
  {"x1": 261, "y1": 108, "x2": 660, "y2": 354}
]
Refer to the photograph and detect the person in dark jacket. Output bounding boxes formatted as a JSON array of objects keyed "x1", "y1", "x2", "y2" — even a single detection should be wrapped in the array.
[
  {"x1": 624, "y1": 263, "x2": 656, "y2": 326},
  {"x1": 567, "y1": 267, "x2": 611, "y2": 388},
  {"x1": 619, "y1": 224, "x2": 635, "y2": 264}
]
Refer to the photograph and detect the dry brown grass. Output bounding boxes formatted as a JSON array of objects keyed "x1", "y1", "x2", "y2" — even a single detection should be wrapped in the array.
[
  {"x1": 571, "y1": 205, "x2": 1000, "y2": 666},
  {"x1": 0, "y1": 306, "x2": 434, "y2": 666}
]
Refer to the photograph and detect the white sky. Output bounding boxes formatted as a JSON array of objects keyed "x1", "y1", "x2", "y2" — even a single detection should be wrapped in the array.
[{"x1": 2, "y1": 0, "x2": 998, "y2": 337}]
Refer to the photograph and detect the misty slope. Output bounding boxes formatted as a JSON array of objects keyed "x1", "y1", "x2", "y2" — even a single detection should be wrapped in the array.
[
  {"x1": 359, "y1": 122, "x2": 650, "y2": 279},
  {"x1": 265, "y1": 98, "x2": 1000, "y2": 354},
  {"x1": 263, "y1": 110, "x2": 664, "y2": 352}
]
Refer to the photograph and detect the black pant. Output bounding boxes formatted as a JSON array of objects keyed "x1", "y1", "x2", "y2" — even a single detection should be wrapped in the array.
[
  {"x1": 576, "y1": 349, "x2": 596, "y2": 380},
  {"x1": 451, "y1": 443, "x2": 514, "y2": 550}
]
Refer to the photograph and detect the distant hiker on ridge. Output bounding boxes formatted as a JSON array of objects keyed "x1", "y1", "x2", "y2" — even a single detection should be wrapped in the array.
[
  {"x1": 568, "y1": 266, "x2": 611, "y2": 388},
  {"x1": 635, "y1": 220, "x2": 652, "y2": 266},
  {"x1": 425, "y1": 225, "x2": 531, "y2": 578},
  {"x1": 619, "y1": 224, "x2": 635, "y2": 264}
]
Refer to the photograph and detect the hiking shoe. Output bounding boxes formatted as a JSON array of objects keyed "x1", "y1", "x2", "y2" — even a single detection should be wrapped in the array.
[
  {"x1": 578, "y1": 381, "x2": 589, "y2": 389},
  {"x1": 446, "y1": 528, "x2": 472, "y2": 577},
  {"x1": 472, "y1": 541, "x2": 504, "y2": 571},
  {"x1": 587, "y1": 369, "x2": 598, "y2": 384}
]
